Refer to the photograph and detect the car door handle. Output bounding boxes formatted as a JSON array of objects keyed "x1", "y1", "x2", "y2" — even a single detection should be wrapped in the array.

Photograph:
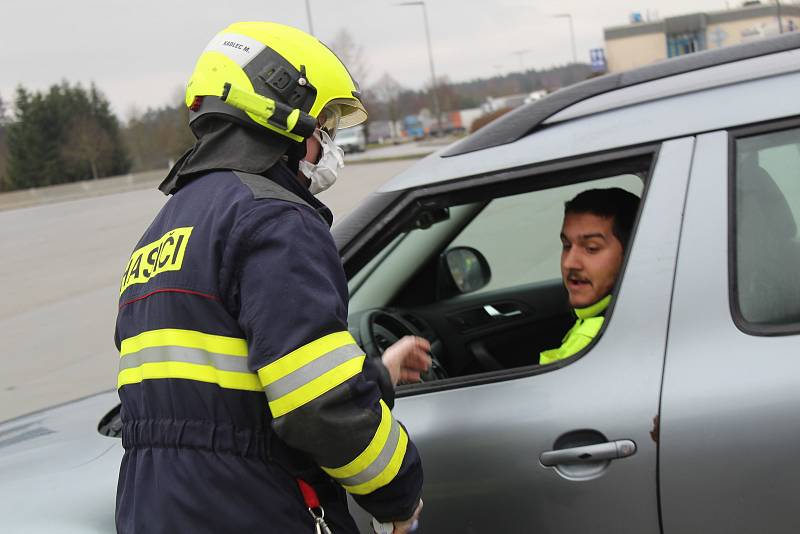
[
  {"x1": 483, "y1": 304, "x2": 522, "y2": 318},
  {"x1": 539, "y1": 439, "x2": 637, "y2": 466}
]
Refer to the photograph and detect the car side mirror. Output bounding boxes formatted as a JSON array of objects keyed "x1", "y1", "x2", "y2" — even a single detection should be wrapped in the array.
[
  {"x1": 98, "y1": 403, "x2": 122, "y2": 438},
  {"x1": 438, "y1": 246, "x2": 491, "y2": 298}
]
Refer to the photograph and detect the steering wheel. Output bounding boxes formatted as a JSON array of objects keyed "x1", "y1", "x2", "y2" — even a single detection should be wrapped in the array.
[{"x1": 359, "y1": 310, "x2": 449, "y2": 381}]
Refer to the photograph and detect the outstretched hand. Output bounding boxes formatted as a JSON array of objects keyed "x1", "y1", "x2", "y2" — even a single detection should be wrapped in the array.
[
  {"x1": 392, "y1": 499, "x2": 423, "y2": 533},
  {"x1": 381, "y1": 336, "x2": 432, "y2": 386}
]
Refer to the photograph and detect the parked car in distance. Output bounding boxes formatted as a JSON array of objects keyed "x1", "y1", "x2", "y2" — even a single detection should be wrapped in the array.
[
  {"x1": 337, "y1": 123, "x2": 367, "y2": 153},
  {"x1": 3, "y1": 32, "x2": 800, "y2": 534}
]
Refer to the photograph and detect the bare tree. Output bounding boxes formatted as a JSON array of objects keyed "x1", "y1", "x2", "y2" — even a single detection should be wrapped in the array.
[
  {"x1": 327, "y1": 28, "x2": 369, "y2": 87},
  {"x1": 0, "y1": 93, "x2": 8, "y2": 126},
  {"x1": 371, "y1": 72, "x2": 404, "y2": 104},
  {"x1": 61, "y1": 116, "x2": 113, "y2": 180},
  {"x1": 371, "y1": 73, "x2": 405, "y2": 135},
  {"x1": 429, "y1": 75, "x2": 460, "y2": 114},
  {"x1": 125, "y1": 103, "x2": 143, "y2": 124}
]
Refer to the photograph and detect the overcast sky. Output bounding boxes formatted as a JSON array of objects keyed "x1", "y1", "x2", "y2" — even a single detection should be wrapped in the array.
[{"x1": 0, "y1": 0, "x2": 761, "y2": 119}]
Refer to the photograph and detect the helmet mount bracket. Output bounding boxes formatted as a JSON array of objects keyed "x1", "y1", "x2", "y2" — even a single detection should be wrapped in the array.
[
  {"x1": 247, "y1": 47, "x2": 317, "y2": 114},
  {"x1": 220, "y1": 83, "x2": 317, "y2": 139}
]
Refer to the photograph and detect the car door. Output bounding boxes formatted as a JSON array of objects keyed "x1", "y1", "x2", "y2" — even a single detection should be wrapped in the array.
[
  {"x1": 660, "y1": 126, "x2": 800, "y2": 533},
  {"x1": 349, "y1": 138, "x2": 695, "y2": 533}
]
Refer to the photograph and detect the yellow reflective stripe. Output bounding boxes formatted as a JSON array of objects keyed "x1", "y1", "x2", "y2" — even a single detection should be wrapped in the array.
[
  {"x1": 267, "y1": 355, "x2": 365, "y2": 417},
  {"x1": 120, "y1": 329, "x2": 248, "y2": 357},
  {"x1": 342, "y1": 427, "x2": 409, "y2": 495},
  {"x1": 258, "y1": 331, "x2": 357, "y2": 386},
  {"x1": 322, "y1": 400, "x2": 392, "y2": 479},
  {"x1": 117, "y1": 361, "x2": 262, "y2": 391}
]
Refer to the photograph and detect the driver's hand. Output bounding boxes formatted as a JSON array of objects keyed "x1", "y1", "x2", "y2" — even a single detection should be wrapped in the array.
[
  {"x1": 382, "y1": 336, "x2": 432, "y2": 386},
  {"x1": 392, "y1": 499, "x2": 423, "y2": 533}
]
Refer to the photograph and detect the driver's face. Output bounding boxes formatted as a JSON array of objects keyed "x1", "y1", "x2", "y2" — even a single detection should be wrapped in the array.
[{"x1": 560, "y1": 212, "x2": 624, "y2": 309}]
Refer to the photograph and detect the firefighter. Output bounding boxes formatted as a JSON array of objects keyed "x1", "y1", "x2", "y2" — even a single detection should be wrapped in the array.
[{"x1": 115, "y1": 22, "x2": 426, "y2": 534}]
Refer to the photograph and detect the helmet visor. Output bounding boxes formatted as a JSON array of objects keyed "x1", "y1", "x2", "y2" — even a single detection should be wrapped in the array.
[
  {"x1": 319, "y1": 98, "x2": 368, "y2": 137},
  {"x1": 317, "y1": 106, "x2": 341, "y2": 140}
]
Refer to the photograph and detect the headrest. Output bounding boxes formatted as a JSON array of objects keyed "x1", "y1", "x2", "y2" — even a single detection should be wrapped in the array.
[{"x1": 738, "y1": 159, "x2": 796, "y2": 240}]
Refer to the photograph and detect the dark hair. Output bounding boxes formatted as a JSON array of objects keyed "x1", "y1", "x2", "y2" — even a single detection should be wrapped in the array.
[{"x1": 564, "y1": 188, "x2": 640, "y2": 250}]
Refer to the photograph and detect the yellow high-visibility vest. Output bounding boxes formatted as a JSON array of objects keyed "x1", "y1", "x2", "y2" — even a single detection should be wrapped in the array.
[{"x1": 539, "y1": 295, "x2": 611, "y2": 365}]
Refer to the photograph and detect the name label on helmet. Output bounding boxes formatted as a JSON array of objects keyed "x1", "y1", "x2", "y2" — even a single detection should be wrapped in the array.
[
  {"x1": 120, "y1": 227, "x2": 193, "y2": 295},
  {"x1": 204, "y1": 32, "x2": 266, "y2": 67},
  {"x1": 223, "y1": 41, "x2": 250, "y2": 52}
]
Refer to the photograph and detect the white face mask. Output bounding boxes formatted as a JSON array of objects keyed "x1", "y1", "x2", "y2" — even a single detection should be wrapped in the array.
[{"x1": 299, "y1": 129, "x2": 345, "y2": 195}]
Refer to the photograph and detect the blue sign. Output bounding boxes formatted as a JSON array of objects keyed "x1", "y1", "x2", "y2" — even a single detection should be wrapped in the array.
[{"x1": 590, "y1": 48, "x2": 607, "y2": 73}]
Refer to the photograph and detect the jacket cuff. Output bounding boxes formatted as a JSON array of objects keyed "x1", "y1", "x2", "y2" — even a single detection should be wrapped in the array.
[
  {"x1": 362, "y1": 357, "x2": 395, "y2": 409},
  {"x1": 373, "y1": 495, "x2": 420, "y2": 524}
]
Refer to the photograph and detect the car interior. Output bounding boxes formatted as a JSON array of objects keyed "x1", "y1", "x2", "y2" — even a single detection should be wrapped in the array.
[
  {"x1": 345, "y1": 166, "x2": 647, "y2": 389},
  {"x1": 734, "y1": 127, "x2": 800, "y2": 328}
]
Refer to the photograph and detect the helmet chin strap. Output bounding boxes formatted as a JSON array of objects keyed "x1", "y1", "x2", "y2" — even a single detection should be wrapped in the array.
[{"x1": 284, "y1": 138, "x2": 308, "y2": 176}]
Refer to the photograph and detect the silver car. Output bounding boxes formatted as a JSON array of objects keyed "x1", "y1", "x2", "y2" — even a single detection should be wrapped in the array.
[
  {"x1": 2, "y1": 32, "x2": 800, "y2": 534},
  {"x1": 337, "y1": 124, "x2": 367, "y2": 153}
]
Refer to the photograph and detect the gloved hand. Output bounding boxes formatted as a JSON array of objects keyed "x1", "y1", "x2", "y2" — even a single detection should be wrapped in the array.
[{"x1": 381, "y1": 337, "x2": 432, "y2": 386}]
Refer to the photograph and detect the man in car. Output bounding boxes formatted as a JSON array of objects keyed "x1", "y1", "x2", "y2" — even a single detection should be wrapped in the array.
[{"x1": 540, "y1": 188, "x2": 640, "y2": 365}]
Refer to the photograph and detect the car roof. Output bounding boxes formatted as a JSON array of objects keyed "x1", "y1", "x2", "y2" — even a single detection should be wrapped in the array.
[
  {"x1": 443, "y1": 32, "x2": 800, "y2": 157},
  {"x1": 380, "y1": 32, "x2": 800, "y2": 193}
]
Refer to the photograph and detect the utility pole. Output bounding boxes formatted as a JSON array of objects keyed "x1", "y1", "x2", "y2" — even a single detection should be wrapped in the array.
[
  {"x1": 305, "y1": 0, "x2": 315, "y2": 35},
  {"x1": 554, "y1": 13, "x2": 577, "y2": 64},
  {"x1": 776, "y1": 0, "x2": 784, "y2": 34},
  {"x1": 397, "y1": 1, "x2": 443, "y2": 134},
  {"x1": 512, "y1": 49, "x2": 531, "y2": 72}
]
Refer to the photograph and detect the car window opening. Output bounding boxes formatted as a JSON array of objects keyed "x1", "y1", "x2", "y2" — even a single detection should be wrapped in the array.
[{"x1": 347, "y1": 159, "x2": 650, "y2": 393}]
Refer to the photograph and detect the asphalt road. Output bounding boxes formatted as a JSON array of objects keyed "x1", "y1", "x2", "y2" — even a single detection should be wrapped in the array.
[
  {"x1": 346, "y1": 139, "x2": 447, "y2": 162},
  {"x1": 0, "y1": 158, "x2": 419, "y2": 422}
]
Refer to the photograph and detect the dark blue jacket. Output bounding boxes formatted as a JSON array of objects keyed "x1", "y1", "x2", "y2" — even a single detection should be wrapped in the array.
[{"x1": 115, "y1": 161, "x2": 422, "y2": 533}]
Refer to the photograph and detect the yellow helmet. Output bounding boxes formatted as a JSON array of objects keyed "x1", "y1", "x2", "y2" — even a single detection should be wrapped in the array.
[{"x1": 185, "y1": 22, "x2": 367, "y2": 142}]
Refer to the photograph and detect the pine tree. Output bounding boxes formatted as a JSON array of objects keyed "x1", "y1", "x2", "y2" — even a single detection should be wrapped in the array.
[
  {"x1": 6, "y1": 82, "x2": 130, "y2": 190},
  {"x1": 0, "y1": 93, "x2": 8, "y2": 190}
]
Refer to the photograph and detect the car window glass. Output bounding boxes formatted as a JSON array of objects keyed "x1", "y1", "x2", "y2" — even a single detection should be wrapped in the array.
[
  {"x1": 735, "y1": 127, "x2": 800, "y2": 328},
  {"x1": 447, "y1": 175, "x2": 643, "y2": 295},
  {"x1": 345, "y1": 159, "x2": 653, "y2": 385},
  {"x1": 348, "y1": 203, "x2": 484, "y2": 314}
]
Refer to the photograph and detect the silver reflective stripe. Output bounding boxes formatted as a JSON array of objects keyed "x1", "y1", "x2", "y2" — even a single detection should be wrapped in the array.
[
  {"x1": 263, "y1": 344, "x2": 364, "y2": 399},
  {"x1": 331, "y1": 418, "x2": 402, "y2": 487},
  {"x1": 119, "y1": 346, "x2": 251, "y2": 374}
]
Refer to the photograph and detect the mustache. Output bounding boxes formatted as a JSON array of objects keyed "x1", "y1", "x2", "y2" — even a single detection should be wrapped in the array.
[{"x1": 565, "y1": 270, "x2": 591, "y2": 285}]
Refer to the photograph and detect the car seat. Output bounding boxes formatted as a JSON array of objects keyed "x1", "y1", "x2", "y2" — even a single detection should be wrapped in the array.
[{"x1": 735, "y1": 157, "x2": 800, "y2": 325}]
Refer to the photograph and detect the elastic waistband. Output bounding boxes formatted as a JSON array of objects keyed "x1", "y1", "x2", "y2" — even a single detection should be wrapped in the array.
[
  {"x1": 122, "y1": 418, "x2": 322, "y2": 480},
  {"x1": 122, "y1": 419, "x2": 269, "y2": 459}
]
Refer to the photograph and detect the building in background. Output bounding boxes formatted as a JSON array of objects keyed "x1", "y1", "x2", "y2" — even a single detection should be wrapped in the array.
[{"x1": 604, "y1": 2, "x2": 800, "y2": 72}]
